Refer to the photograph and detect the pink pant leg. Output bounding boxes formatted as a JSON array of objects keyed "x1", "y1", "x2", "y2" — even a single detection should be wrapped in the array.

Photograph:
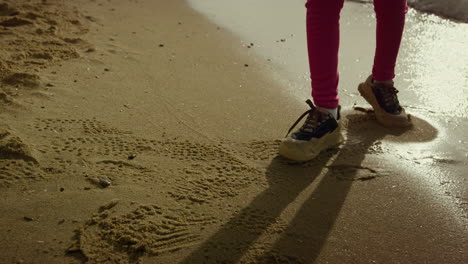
[
  {"x1": 306, "y1": 0, "x2": 344, "y2": 109},
  {"x1": 372, "y1": 0, "x2": 408, "y2": 81}
]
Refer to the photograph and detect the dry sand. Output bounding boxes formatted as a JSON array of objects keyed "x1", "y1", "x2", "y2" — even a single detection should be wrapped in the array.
[{"x1": 0, "y1": 0, "x2": 467, "y2": 263}]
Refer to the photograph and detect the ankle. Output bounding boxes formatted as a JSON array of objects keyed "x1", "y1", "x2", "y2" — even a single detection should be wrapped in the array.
[{"x1": 317, "y1": 106, "x2": 338, "y2": 119}]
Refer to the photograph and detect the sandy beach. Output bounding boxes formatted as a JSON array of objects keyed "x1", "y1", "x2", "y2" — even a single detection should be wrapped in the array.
[{"x1": 0, "y1": 0, "x2": 467, "y2": 263}]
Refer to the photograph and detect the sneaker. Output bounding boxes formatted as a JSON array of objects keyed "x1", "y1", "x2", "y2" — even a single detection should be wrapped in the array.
[
  {"x1": 358, "y1": 75, "x2": 411, "y2": 127},
  {"x1": 279, "y1": 99, "x2": 344, "y2": 161}
]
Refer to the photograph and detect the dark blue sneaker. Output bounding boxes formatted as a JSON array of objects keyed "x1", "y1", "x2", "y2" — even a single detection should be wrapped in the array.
[
  {"x1": 279, "y1": 99, "x2": 344, "y2": 161},
  {"x1": 358, "y1": 75, "x2": 411, "y2": 127}
]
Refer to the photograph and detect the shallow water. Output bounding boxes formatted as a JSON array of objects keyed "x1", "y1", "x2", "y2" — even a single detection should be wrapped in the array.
[{"x1": 350, "y1": 0, "x2": 468, "y2": 22}]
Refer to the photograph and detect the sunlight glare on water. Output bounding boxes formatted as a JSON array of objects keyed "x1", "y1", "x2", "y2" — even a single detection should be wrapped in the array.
[{"x1": 402, "y1": 10, "x2": 468, "y2": 118}]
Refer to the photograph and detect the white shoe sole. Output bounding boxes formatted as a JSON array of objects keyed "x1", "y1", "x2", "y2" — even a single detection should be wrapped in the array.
[{"x1": 278, "y1": 127, "x2": 344, "y2": 162}]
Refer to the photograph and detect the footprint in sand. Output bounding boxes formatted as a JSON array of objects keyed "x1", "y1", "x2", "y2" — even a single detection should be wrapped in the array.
[
  {"x1": 73, "y1": 203, "x2": 217, "y2": 263},
  {"x1": 0, "y1": 128, "x2": 44, "y2": 187}
]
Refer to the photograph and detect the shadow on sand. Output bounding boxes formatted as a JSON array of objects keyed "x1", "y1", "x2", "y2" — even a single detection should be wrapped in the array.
[{"x1": 180, "y1": 110, "x2": 438, "y2": 263}]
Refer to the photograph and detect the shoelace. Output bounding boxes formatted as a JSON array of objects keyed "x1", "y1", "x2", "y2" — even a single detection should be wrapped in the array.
[
  {"x1": 285, "y1": 99, "x2": 322, "y2": 137},
  {"x1": 375, "y1": 85, "x2": 401, "y2": 112}
]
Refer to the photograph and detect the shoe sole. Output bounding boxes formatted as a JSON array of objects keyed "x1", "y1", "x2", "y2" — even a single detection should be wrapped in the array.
[
  {"x1": 278, "y1": 128, "x2": 344, "y2": 162},
  {"x1": 358, "y1": 82, "x2": 412, "y2": 128}
]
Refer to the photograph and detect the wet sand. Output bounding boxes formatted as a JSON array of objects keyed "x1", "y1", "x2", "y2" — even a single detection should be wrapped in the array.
[
  {"x1": 0, "y1": 0, "x2": 467, "y2": 263},
  {"x1": 352, "y1": 0, "x2": 468, "y2": 22}
]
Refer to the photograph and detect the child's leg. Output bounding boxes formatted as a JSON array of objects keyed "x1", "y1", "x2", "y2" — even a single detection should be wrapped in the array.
[
  {"x1": 356, "y1": 0, "x2": 411, "y2": 128},
  {"x1": 306, "y1": 0, "x2": 345, "y2": 110},
  {"x1": 372, "y1": 0, "x2": 408, "y2": 82}
]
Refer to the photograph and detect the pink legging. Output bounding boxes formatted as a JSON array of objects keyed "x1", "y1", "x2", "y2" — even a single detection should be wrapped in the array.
[{"x1": 306, "y1": 0, "x2": 408, "y2": 109}]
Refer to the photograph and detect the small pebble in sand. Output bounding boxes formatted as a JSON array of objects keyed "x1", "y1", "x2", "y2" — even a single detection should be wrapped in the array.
[
  {"x1": 104, "y1": 68, "x2": 110, "y2": 72},
  {"x1": 159, "y1": 44, "x2": 164, "y2": 47},
  {"x1": 60, "y1": 187, "x2": 64, "y2": 192},
  {"x1": 244, "y1": 64, "x2": 249, "y2": 67},
  {"x1": 23, "y1": 216, "x2": 33, "y2": 222},
  {"x1": 128, "y1": 154, "x2": 136, "y2": 160},
  {"x1": 97, "y1": 175, "x2": 111, "y2": 188},
  {"x1": 280, "y1": 39, "x2": 286, "y2": 42},
  {"x1": 86, "y1": 47, "x2": 96, "y2": 53},
  {"x1": 46, "y1": 83, "x2": 55, "y2": 87}
]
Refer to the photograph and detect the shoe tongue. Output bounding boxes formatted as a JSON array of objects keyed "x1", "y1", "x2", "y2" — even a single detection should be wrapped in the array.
[{"x1": 374, "y1": 81, "x2": 396, "y2": 92}]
